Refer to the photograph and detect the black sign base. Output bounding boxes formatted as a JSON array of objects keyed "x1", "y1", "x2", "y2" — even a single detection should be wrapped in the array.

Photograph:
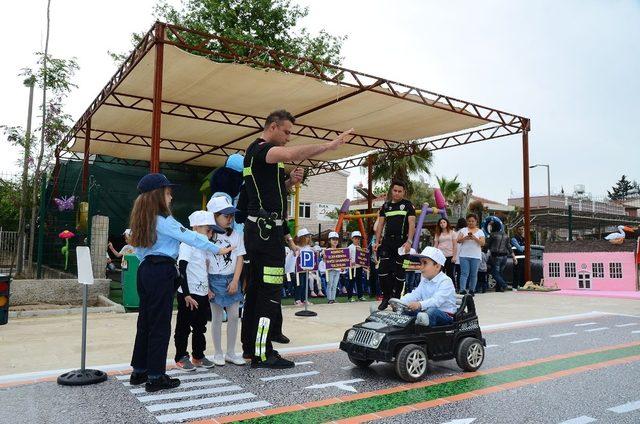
[{"x1": 57, "y1": 369, "x2": 108, "y2": 386}]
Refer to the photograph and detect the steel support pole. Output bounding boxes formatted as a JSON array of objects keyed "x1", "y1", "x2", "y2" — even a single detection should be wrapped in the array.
[
  {"x1": 294, "y1": 184, "x2": 300, "y2": 234},
  {"x1": 546, "y1": 165, "x2": 551, "y2": 210},
  {"x1": 367, "y1": 155, "x2": 374, "y2": 233},
  {"x1": 150, "y1": 23, "x2": 165, "y2": 173},
  {"x1": 522, "y1": 121, "x2": 532, "y2": 282},
  {"x1": 82, "y1": 118, "x2": 91, "y2": 198}
]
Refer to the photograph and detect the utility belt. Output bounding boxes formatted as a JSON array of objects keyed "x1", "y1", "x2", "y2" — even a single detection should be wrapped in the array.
[
  {"x1": 248, "y1": 216, "x2": 284, "y2": 226},
  {"x1": 248, "y1": 209, "x2": 285, "y2": 241}
]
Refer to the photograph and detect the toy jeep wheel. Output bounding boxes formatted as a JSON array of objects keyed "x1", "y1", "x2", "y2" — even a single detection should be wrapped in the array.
[
  {"x1": 395, "y1": 344, "x2": 428, "y2": 382},
  {"x1": 349, "y1": 356, "x2": 373, "y2": 368},
  {"x1": 456, "y1": 338, "x2": 484, "y2": 371}
]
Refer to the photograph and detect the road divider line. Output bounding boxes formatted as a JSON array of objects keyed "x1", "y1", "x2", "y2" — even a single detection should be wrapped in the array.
[
  {"x1": 615, "y1": 323, "x2": 638, "y2": 328},
  {"x1": 259, "y1": 371, "x2": 319, "y2": 382},
  {"x1": 607, "y1": 399, "x2": 640, "y2": 414},
  {"x1": 550, "y1": 333, "x2": 577, "y2": 338},
  {"x1": 574, "y1": 322, "x2": 597, "y2": 327},
  {"x1": 510, "y1": 338, "x2": 541, "y2": 344},
  {"x1": 294, "y1": 361, "x2": 314, "y2": 366},
  {"x1": 584, "y1": 327, "x2": 608, "y2": 332}
]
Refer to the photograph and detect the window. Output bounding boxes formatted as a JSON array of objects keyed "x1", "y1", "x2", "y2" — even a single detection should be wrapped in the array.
[
  {"x1": 548, "y1": 262, "x2": 560, "y2": 278},
  {"x1": 287, "y1": 196, "x2": 295, "y2": 216},
  {"x1": 299, "y1": 202, "x2": 311, "y2": 219},
  {"x1": 592, "y1": 263, "x2": 604, "y2": 278},
  {"x1": 564, "y1": 262, "x2": 576, "y2": 278},
  {"x1": 609, "y1": 262, "x2": 623, "y2": 279}
]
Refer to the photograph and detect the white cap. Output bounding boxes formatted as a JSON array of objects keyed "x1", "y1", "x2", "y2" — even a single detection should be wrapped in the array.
[
  {"x1": 188, "y1": 210, "x2": 216, "y2": 227},
  {"x1": 328, "y1": 231, "x2": 339, "y2": 239},
  {"x1": 123, "y1": 229, "x2": 132, "y2": 237},
  {"x1": 351, "y1": 231, "x2": 362, "y2": 238},
  {"x1": 207, "y1": 196, "x2": 238, "y2": 214},
  {"x1": 297, "y1": 228, "x2": 310, "y2": 238},
  {"x1": 414, "y1": 246, "x2": 446, "y2": 266}
]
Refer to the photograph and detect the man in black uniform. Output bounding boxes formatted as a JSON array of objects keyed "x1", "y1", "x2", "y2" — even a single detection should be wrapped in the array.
[
  {"x1": 242, "y1": 109, "x2": 352, "y2": 369},
  {"x1": 373, "y1": 180, "x2": 416, "y2": 310}
]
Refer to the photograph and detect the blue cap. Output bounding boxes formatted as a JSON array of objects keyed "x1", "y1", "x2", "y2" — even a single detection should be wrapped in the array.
[{"x1": 137, "y1": 173, "x2": 178, "y2": 194}]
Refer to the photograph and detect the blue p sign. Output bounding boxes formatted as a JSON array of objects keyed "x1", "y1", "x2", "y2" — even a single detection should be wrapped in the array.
[{"x1": 300, "y1": 250, "x2": 316, "y2": 270}]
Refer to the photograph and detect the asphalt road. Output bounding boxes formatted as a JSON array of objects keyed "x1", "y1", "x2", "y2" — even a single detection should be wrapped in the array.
[{"x1": 2, "y1": 313, "x2": 639, "y2": 424}]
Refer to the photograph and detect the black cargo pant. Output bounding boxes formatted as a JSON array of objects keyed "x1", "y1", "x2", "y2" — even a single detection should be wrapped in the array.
[
  {"x1": 174, "y1": 292, "x2": 210, "y2": 362},
  {"x1": 241, "y1": 220, "x2": 285, "y2": 361},
  {"x1": 131, "y1": 256, "x2": 177, "y2": 377},
  {"x1": 378, "y1": 239, "x2": 406, "y2": 301}
]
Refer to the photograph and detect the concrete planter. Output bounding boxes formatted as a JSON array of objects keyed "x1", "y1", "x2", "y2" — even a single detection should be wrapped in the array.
[{"x1": 9, "y1": 278, "x2": 111, "y2": 306}]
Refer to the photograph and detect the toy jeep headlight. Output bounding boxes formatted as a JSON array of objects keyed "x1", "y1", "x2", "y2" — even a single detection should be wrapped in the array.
[
  {"x1": 369, "y1": 332, "x2": 385, "y2": 348},
  {"x1": 347, "y1": 329, "x2": 357, "y2": 341}
]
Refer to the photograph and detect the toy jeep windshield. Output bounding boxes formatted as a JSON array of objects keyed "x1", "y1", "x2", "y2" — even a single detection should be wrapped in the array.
[{"x1": 339, "y1": 295, "x2": 486, "y2": 382}]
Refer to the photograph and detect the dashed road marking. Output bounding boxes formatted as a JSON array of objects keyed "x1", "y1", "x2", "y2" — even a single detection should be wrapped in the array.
[
  {"x1": 551, "y1": 332, "x2": 577, "y2": 338},
  {"x1": 575, "y1": 322, "x2": 598, "y2": 327},
  {"x1": 510, "y1": 338, "x2": 541, "y2": 344},
  {"x1": 305, "y1": 378, "x2": 365, "y2": 393},
  {"x1": 558, "y1": 416, "x2": 596, "y2": 424},
  {"x1": 607, "y1": 399, "x2": 640, "y2": 414},
  {"x1": 260, "y1": 371, "x2": 320, "y2": 382},
  {"x1": 137, "y1": 385, "x2": 244, "y2": 402},
  {"x1": 294, "y1": 361, "x2": 314, "y2": 366},
  {"x1": 615, "y1": 323, "x2": 638, "y2": 328},
  {"x1": 584, "y1": 327, "x2": 609, "y2": 332},
  {"x1": 485, "y1": 344, "x2": 500, "y2": 349}
]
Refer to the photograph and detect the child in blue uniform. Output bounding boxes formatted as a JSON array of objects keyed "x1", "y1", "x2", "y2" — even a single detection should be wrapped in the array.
[
  {"x1": 128, "y1": 173, "x2": 233, "y2": 392},
  {"x1": 399, "y1": 246, "x2": 457, "y2": 327}
]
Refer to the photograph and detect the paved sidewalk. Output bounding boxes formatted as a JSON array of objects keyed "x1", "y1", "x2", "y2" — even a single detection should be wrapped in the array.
[{"x1": 0, "y1": 291, "x2": 638, "y2": 376}]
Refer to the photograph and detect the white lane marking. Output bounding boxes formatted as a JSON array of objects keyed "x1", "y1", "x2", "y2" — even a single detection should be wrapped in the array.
[
  {"x1": 440, "y1": 419, "x2": 476, "y2": 424},
  {"x1": 137, "y1": 385, "x2": 243, "y2": 403},
  {"x1": 305, "y1": 379, "x2": 365, "y2": 393},
  {"x1": 615, "y1": 323, "x2": 638, "y2": 328},
  {"x1": 122, "y1": 372, "x2": 219, "y2": 386},
  {"x1": 341, "y1": 366, "x2": 353, "y2": 370},
  {"x1": 260, "y1": 371, "x2": 319, "y2": 382},
  {"x1": 481, "y1": 312, "x2": 607, "y2": 332},
  {"x1": 146, "y1": 392, "x2": 256, "y2": 412},
  {"x1": 156, "y1": 400, "x2": 271, "y2": 423},
  {"x1": 130, "y1": 378, "x2": 229, "y2": 394},
  {"x1": 294, "y1": 361, "x2": 314, "y2": 366},
  {"x1": 557, "y1": 416, "x2": 596, "y2": 424},
  {"x1": 584, "y1": 327, "x2": 609, "y2": 332},
  {"x1": 485, "y1": 344, "x2": 500, "y2": 349},
  {"x1": 116, "y1": 369, "x2": 203, "y2": 380},
  {"x1": 550, "y1": 332, "x2": 577, "y2": 338},
  {"x1": 632, "y1": 330, "x2": 640, "y2": 334},
  {"x1": 574, "y1": 322, "x2": 597, "y2": 327},
  {"x1": 607, "y1": 399, "x2": 640, "y2": 413},
  {"x1": 510, "y1": 338, "x2": 541, "y2": 344}
]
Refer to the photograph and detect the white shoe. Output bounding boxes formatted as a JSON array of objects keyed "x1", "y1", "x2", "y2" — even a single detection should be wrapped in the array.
[
  {"x1": 225, "y1": 353, "x2": 246, "y2": 365},
  {"x1": 213, "y1": 353, "x2": 225, "y2": 366}
]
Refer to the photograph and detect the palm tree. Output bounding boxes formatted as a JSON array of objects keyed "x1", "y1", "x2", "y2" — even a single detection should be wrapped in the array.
[
  {"x1": 370, "y1": 143, "x2": 433, "y2": 195},
  {"x1": 436, "y1": 175, "x2": 462, "y2": 204}
]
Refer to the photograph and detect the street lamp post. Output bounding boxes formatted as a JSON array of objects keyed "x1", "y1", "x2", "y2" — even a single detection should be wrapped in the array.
[{"x1": 530, "y1": 164, "x2": 551, "y2": 209}]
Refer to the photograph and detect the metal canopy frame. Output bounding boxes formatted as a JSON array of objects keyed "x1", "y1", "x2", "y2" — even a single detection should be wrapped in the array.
[{"x1": 55, "y1": 21, "x2": 533, "y2": 280}]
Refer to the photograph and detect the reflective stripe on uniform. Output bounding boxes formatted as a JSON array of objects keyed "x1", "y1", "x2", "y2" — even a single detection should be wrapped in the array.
[
  {"x1": 243, "y1": 167, "x2": 252, "y2": 176},
  {"x1": 255, "y1": 317, "x2": 271, "y2": 361},
  {"x1": 385, "y1": 210, "x2": 408, "y2": 217},
  {"x1": 278, "y1": 162, "x2": 285, "y2": 168},
  {"x1": 264, "y1": 266, "x2": 284, "y2": 284}
]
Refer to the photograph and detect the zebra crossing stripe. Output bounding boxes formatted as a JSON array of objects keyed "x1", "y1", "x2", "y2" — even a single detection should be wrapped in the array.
[
  {"x1": 129, "y1": 378, "x2": 229, "y2": 394},
  {"x1": 607, "y1": 399, "x2": 640, "y2": 413},
  {"x1": 155, "y1": 400, "x2": 271, "y2": 423},
  {"x1": 122, "y1": 372, "x2": 220, "y2": 386},
  {"x1": 260, "y1": 371, "x2": 319, "y2": 382},
  {"x1": 137, "y1": 385, "x2": 244, "y2": 403},
  {"x1": 146, "y1": 392, "x2": 256, "y2": 412}
]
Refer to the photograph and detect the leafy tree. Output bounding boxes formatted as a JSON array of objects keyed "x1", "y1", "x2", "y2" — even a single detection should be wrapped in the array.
[
  {"x1": 370, "y1": 144, "x2": 433, "y2": 195},
  {"x1": 111, "y1": 0, "x2": 345, "y2": 73},
  {"x1": 0, "y1": 178, "x2": 22, "y2": 231},
  {"x1": 436, "y1": 175, "x2": 462, "y2": 204},
  {"x1": 608, "y1": 175, "x2": 634, "y2": 200}
]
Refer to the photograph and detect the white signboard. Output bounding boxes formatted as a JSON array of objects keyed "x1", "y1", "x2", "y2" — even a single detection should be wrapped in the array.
[
  {"x1": 317, "y1": 203, "x2": 340, "y2": 221},
  {"x1": 76, "y1": 246, "x2": 94, "y2": 285}
]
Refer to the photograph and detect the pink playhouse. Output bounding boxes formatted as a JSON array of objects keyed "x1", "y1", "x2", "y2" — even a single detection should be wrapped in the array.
[{"x1": 543, "y1": 238, "x2": 640, "y2": 291}]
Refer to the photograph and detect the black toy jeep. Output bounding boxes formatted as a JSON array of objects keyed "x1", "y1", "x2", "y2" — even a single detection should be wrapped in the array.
[{"x1": 339, "y1": 295, "x2": 486, "y2": 382}]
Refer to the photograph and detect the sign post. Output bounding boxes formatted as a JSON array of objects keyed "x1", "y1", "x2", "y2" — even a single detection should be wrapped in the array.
[
  {"x1": 295, "y1": 250, "x2": 318, "y2": 317},
  {"x1": 57, "y1": 246, "x2": 108, "y2": 386}
]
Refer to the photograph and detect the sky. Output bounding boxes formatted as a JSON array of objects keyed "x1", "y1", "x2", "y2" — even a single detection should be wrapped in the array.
[{"x1": 1, "y1": 0, "x2": 639, "y2": 203}]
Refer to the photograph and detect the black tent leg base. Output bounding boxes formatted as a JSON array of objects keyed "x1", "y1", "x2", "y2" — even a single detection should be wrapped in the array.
[
  {"x1": 57, "y1": 369, "x2": 108, "y2": 386},
  {"x1": 294, "y1": 310, "x2": 317, "y2": 317}
]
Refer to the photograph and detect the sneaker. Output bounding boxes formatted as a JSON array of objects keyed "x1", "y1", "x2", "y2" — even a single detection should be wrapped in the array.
[
  {"x1": 225, "y1": 353, "x2": 246, "y2": 365},
  {"x1": 349, "y1": 298, "x2": 355, "y2": 302},
  {"x1": 251, "y1": 353, "x2": 295, "y2": 369},
  {"x1": 242, "y1": 352, "x2": 253, "y2": 360},
  {"x1": 294, "y1": 300, "x2": 303, "y2": 307},
  {"x1": 359, "y1": 296, "x2": 367, "y2": 301},
  {"x1": 378, "y1": 299, "x2": 389, "y2": 311},
  {"x1": 272, "y1": 334, "x2": 290, "y2": 344},
  {"x1": 129, "y1": 371, "x2": 147, "y2": 385},
  {"x1": 317, "y1": 291, "x2": 325, "y2": 297},
  {"x1": 328, "y1": 300, "x2": 335, "y2": 304},
  {"x1": 192, "y1": 357, "x2": 215, "y2": 368},
  {"x1": 310, "y1": 292, "x2": 317, "y2": 298},
  {"x1": 213, "y1": 353, "x2": 225, "y2": 366},
  {"x1": 305, "y1": 300, "x2": 313, "y2": 306},
  {"x1": 145, "y1": 374, "x2": 180, "y2": 392},
  {"x1": 176, "y1": 356, "x2": 196, "y2": 371}
]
